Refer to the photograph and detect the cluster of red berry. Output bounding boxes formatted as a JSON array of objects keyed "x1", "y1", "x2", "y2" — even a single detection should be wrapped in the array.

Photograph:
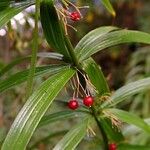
[
  {"x1": 68, "y1": 96, "x2": 94, "y2": 110},
  {"x1": 109, "y1": 143, "x2": 117, "y2": 150},
  {"x1": 69, "y1": 11, "x2": 81, "y2": 21}
]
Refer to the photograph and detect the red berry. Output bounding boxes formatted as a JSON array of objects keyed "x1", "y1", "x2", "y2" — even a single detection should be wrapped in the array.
[
  {"x1": 68, "y1": 99, "x2": 79, "y2": 110},
  {"x1": 109, "y1": 143, "x2": 117, "y2": 150},
  {"x1": 70, "y1": 11, "x2": 81, "y2": 21},
  {"x1": 83, "y1": 96, "x2": 94, "y2": 107}
]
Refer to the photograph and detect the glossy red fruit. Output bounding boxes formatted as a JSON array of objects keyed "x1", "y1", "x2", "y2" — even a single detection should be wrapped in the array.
[
  {"x1": 70, "y1": 11, "x2": 81, "y2": 21},
  {"x1": 68, "y1": 99, "x2": 79, "y2": 110},
  {"x1": 83, "y1": 96, "x2": 94, "y2": 107},
  {"x1": 109, "y1": 143, "x2": 117, "y2": 150}
]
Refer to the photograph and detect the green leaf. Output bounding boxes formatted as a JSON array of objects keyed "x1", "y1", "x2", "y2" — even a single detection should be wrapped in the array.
[
  {"x1": 0, "y1": 0, "x2": 34, "y2": 28},
  {"x1": 29, "y1": 130, "x2": 68, "y2": 149},
  {"x1": 106, "y1": 109, "x2": 150, "y2": 134},
  {"x1": 0, "y1": 52, "x2": 63, "y2": 77},
  {"x1": 2, "y1": 68, "x2": 75, "y2": 150},
  {"x1": 53, "y1": 117, "x2": 90, "y2": 150},
  {"x1": 75, "y1": 26, "x2": 150, "y2": 61},
  {"x1": 38, "y1": 110, "x2": 86, "y2": 128},
  {"x1": 0, "y1": 0, "x2": 10, "y2": 10},
  {"x1": 123, "y1": 118, "x2": 150, "y2": 136},
  {"x1": 82, "y1": 58, "x2": 124, "y2": 142},
  {"x1": 100, "y1": 118, "x2": 124, "y2": 142},
  {"x1": 40, "y1": 0, "x2": 71, "y2": 60},
  {"x1": 101, "y1": 0, "x2": 116, "y2": 16},
  {"x1": 102, "y1": 77, "x2": 150, "y2": 108},
  {"x1": 83, "y1": 58, "x2": 110, "y2": 95},
  {"x1": 0, "y1": 64, "x2": 70, "y2": 93},
  {"x1": 118, "y1": 143, "x2": 150, "y2": 150},
  {"x1": 0, "y1": 56, "x2": 30, "y2": 77}
]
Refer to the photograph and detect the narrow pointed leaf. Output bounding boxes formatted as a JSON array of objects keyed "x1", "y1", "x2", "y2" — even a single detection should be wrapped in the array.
[
  {"x1": 0, "y1": 52, "x2": 63, "y2": 77},
  {"x1": 83, "y1": 58, "x2": 123, "y2": 142},
  {"x1": 0, "y1": 0, "x2": 34, "y2": 28},
  {"x1": 100, "y1": 118, "x2": 124, "y2": 142},
  {"x1": 53, "y1": 117, "x2": 90, "y2": 150},
  {"x1": 106, "y1": 109, "x2": 150, "y2": 134},
  {"x1": 83, "y1": 58, "x2": 110, "y2": 95},
  {"x1": 2, "y1": 68, "x2": 75, "y2": 150},
  {"x1": 123, "y1": 118, "x2": 150, "y2": 136},
  {"x1": 118, "y1": 144, "x2": 150, "y2": 150},
  {"x1": 40, "y1": 0, "x2": 71, "y2": 60},
  {"x1": 75, "y1": 26, "x2": 150, "y2": 61},
  {"x1": 102, "y1": 77, "x2": 150, "y2": 108},
  {"x1": 0, "y1": 64, "x2": 69, "y2": 93},
  {"x1": 38, "y1": 110, "x2": 86, "y2": 128},
  {"x1": 101, "y1": 0, "x2": 116, "y2": 16}
]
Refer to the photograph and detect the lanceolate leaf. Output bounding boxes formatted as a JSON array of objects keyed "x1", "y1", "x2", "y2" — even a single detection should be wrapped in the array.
[
  {"x1": 83, "y1": 58, "x2": 110, "y2": 95},
  {"x1": 106, "y1": 109, "x2": 150, "y2": 134},
  {"x1": 53, "y1": 117, "x2": 90, "y2": 150},
  {"x1": 101, "y1": 77, "x2": 150, "y2": 108},
  {"x1": 101, "y1": 0, "x2": 116, "y2": 16},
  {"x1": 0, "y1": 52, "x2": 63, "y2": 77},
  {"x1": 123, "y1": 118, "x2": 150, "y2": 136},
  {"x1": 118, "y1": 144, "x2": 150, "y2": 150},
  {"x1": 38, "y1": 110, "x2": 86, "y2": 128},
  {"x1": 0, "y1": 56, "x2": 30, "y2": 77},
  {"x1": 83, "y1": 58, "x2": 123, "y2": 142},
  {"x1": 0, "y1": 0, "x2": 34, "y2": 28},
  {"x1": 0, "y1": 0, "x2": 10, "y2": 10},
  {"x1": 2, "y1": 68, "x2": 75, "y2": 150},
  {"x1": 0, "y1": 64, "x2": 69, "y2": 93},
  {"x1": 99, "y1": 118, "x2": 124, "y2": 142},
  {"x1": 40, "y1": 0, "x2": 71, "y2": 60},
  {"x1": 75, "y1": 26, "x2": 150, "y2": 61}
]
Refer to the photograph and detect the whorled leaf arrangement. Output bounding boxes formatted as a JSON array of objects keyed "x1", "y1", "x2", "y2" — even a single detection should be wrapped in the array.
[{"x1": 1, "y1": 0, "x2": 150, "y2": 149}]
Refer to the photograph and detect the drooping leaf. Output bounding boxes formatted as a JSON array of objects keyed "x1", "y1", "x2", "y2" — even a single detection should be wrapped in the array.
[
  {"x1": 40, "y1": 0, "x2": 71, "y2": 60},
  {"x1": 53, "y1": 117, "x2": 90, "y2": 150},
  {"x1": 0, "y1": 64, "x2": 69, "y2": 93},
  {"x1": 101, "y1": 0, "x2": 116, "y2": 16},
  {"x1": 2, "y1": 68, "x2": 75, "y2": 150},
  {"x1": 101, "y1": 77, "x2": 150, "y2": 108},
  {"x1": 75, "y1": 26, "x2": 150, "y2": 61},
  {"x1": 0, "y1": 52, "x2": 63, "y2": 77},
  {"x1": 0, "y1": 0, "x2": 34, "y2": 28},
  {"x1": 106, "y1": 109, "x2": 150, "y2": 134}
]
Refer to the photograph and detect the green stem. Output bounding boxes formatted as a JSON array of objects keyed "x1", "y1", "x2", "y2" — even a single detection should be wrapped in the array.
[
  {"x1": 26, "y1": 0, "x2": 40, "y2": 99},
  {"x1": 65, "y1": 37, "x2": 80, "y2": 68},
  {"x1": 91, "y1": 107, "x2": 109, "y2": 150}
]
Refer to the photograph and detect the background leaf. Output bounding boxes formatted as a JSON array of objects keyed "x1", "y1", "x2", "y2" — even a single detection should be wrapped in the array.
[
  {"x1": 2, "y1": 68, "x2": 75, "y2": 150},
  {"x1": 101, "y1": 0, "x2": 116, "y2": 16},
  {"x1": 0, "y1": 0, "x2": 34, "y2": 28}
]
